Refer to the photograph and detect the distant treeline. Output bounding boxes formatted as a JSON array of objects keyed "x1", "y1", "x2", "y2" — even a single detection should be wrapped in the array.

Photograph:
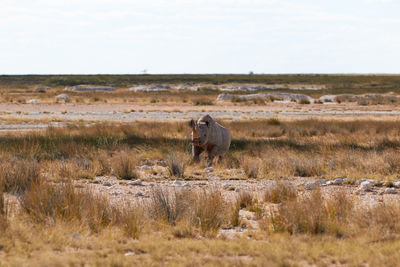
[{"x1": 1, "y1": 74, "x2": 400, "y2": 94}]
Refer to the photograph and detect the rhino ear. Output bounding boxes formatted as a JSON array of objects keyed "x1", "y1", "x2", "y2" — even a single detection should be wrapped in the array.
[{"x1": 189, "y1": 119, "x2": 195, "y2": 128}]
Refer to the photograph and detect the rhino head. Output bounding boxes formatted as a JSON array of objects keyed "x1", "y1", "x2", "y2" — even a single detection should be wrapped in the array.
[{"x1": 189, "y1": 117, "x2": 211, "y2": 146}]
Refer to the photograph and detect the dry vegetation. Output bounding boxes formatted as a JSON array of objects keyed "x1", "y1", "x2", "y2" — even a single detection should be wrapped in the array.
[{"x1": 1, "y1": 119, "x2": 400, "y2": 265}]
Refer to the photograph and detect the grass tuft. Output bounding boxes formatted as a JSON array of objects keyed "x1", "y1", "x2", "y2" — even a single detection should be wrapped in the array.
[
  {"x1": 264, "y1": 181, "x2": 297, "y2": 204},
  {"x1": 166, "y1": 153, "x2": 186, "y2": 178},
  {"x1": 113, "y1": 152, "x2": 139, "y2": 180},
  {"x1": 0, "y1": 159, "x2": 41, "y2": 194}
]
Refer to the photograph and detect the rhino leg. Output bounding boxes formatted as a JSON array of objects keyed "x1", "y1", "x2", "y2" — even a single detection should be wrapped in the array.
[
  {"x1": 192, "y1": 145, "x2": 203, "y2": 163},
  {"x1": 206, "y1": 147, "x2": 219, "y2": 167}
]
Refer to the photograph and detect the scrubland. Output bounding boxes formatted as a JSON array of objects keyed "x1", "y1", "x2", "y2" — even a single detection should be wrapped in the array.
[
  {"x1": 1, "y1": 119, "x2": 400, "y2": 266},
  {"x1": 2, "y1": 74, "x2": 400, "y2": 265}
]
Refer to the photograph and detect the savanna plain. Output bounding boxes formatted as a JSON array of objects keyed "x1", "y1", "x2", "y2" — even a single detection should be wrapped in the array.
[{"x1": 2, "y1": 75, "x2": 400, "y2": 266}]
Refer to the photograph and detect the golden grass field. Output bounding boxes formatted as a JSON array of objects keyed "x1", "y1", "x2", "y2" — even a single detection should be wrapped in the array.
[{"x1": 2, "y1": 78, "x2": 400, "y2": 266}]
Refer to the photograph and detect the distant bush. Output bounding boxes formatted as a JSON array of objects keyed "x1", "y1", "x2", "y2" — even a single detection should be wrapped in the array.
[
  {"x1": 193, "y1": 99, "x2": 213, "y2": 105},
  {"x1": 266, "y1": 118, "x2": 280, "y2": 125},
  {"x1": 298, "y1": 98, "x2": 310, "y2": 104}
]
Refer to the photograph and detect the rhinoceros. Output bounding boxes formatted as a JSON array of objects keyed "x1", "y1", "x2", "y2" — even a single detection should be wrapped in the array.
[{"x1": 188, "y1": 115, "x2": 231, "y2": 166}]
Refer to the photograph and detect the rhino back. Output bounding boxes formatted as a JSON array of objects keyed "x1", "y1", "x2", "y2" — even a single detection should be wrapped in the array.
[{"x1": 209, "y1": 122, "x2": 231, "y2": 155}]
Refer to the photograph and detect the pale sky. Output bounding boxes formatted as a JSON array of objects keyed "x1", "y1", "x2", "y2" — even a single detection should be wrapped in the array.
[{"x1": 1, "y1": 0, "x2": 399, "y2": 74}]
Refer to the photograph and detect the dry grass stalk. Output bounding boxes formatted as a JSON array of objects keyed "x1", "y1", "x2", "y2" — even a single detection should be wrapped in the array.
[
  {"x1": 166, "y1": 152, "x2": 186, "y2": 178},
  {"x1": 0, "y1": 159, "x2": 41, "y2": 194},
  {"x1": 113, "y1": 152, "x2": 139, "y2": 180},
  {"x1": 264, "y1": 181, "x2": 297, "y2": 204}
]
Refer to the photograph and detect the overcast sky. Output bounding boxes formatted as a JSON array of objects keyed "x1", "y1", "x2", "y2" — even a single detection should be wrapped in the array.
[{"x1": 1, "y1": 0, "x2": 399, "y2": 74}]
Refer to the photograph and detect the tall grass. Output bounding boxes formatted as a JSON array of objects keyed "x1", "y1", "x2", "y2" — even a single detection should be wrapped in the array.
[
  {"x1": 270, "y1": 189, "x2": 353, "y2": 236},
  {"x1": 113, "y1": 152, "x2": 139, "y2": 180},
  {"x1": 148, "y1": 187, "x2": 227, "y2": 235},
  {"x1": 166, "y1": 152, "x2": 187, "y2": 178},
  {"x1": 1, "y1": 120, "x2": 400, "y2": 179},
  {"x1": 0, "y1": 182, "x2": 7, "y2": 231},
  {"x1": 0, "y1": 159, "x2": 41, "y2": 194},
  {"x1": 264, "y1": 181, "x2": 297, "y2": 204},
  {"x1": 19, "y1": 179, "x2": 141, "y2": 236}
]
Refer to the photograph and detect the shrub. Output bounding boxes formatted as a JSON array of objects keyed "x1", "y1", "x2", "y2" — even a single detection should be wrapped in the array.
[
  {"x1": 270, "y1": 189, "x2": 352, "y2": 236},
  {"x1": 298, "y1": 98, "x2": 310, "y2": 104},
  {"x1": 193, "y1": 99, "x2": 213, "y2": 105},
  {"x1": 148, "y1": 187, "x2": 227, "y2": 235},
  {"x1": 113, "y1": 152, "x2": 139, "y2": 180},
  {"x1": 193, "y1": 189, "x2": 226, "y2": 234},
  {"x1": 266, "y1": 118, "x2": 280, "y2": 125},
  {"x1": 264, "y1": 181, "x2": 297, "y2": 204},
  {"x1": 293, "y1": 159, "x2": 324, "y2": 177},
  {"x1": 236, "y1": 191, "x2": 254, "y2": 209},
  {"x1": 120, "y1": 206, "x2": 141, "y2": 239},
  {"x1": 20, "y1": 180, "x2": 121, "y2": 232},
  {"x1": 166, "y1": 153, "x2": 186, "y2": 178},
  {"x1": 242, "y1": 158, "x2": 261, "y2": 179},
  {"x1": 96, "y1": 151, "x2": 112, "y2": 176},
  {"x1": 354, "y1": 201, "x2": 400, "y2": 237},
  {"x1": 148, "y1": 187, "x2": 189, "y2": 225},
  {"x1": 0, "y1": 159, "x2": 41, "y2": 194},
  {"x1": 0, "y1": 183, "x2": 8, "y2": 231}
]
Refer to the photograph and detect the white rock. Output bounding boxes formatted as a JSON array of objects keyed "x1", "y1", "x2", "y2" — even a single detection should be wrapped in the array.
[
  {"x1": 305, "y1": 183, "x2": 316, "y2": 190},
  {"x1": 332, "y1": 178, "x2": 344, "y2": 185},
  {"x1": 393, "y1": 181, "x2": 400, "y2": 188},
  {"x1": 125, "y1": 252, "x2": 136, "y2": 256},
  {"x1": 216, "y1": 93, "x2": 233, "y2": 102},
  {"x1": 356, "y1": 178, "x2": 374, "y2": 185},
  {"x1": 138, "y1": 165, "x2": 150, "y2": 171},
  {"x1": 129, "y1": 179, "x2": 142, "y2": 186},
  {"x1": 103, "y1": 181, "x2": 112, "y2": 187},
  {"x1": 316, "y1": 179, "x2": 327, "y2": 186},
  {"x1": 172, "y1": 180, "x2": 182, "y2": 186},
  {"x1": 28, "y1": 99, "x2": 40, "y2": 104},
  {"x1": 359, "y1": 181, "x2": 373, "y2": 191},
  {"x1": 326, "y1": 180, "x2": 334, "y2": 185},
  {"x1": 56, "y1": 94, "x2": 70, "y2": 102},
  {"x1": 384, "y1": 188, "x2": 397, "y2": 194},
  {"x1": 205, "y1": 167, "x2": 214, "y2": 172}
]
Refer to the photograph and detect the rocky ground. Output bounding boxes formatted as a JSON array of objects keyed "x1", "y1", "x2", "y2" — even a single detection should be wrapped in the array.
[{"x1": 70, "y1": 165, "x2": 400, "y2": 236}]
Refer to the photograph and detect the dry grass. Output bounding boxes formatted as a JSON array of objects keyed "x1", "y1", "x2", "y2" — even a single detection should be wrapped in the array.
[
  {"x1": 20, "y1": 180, "x2": 118, "y2": 231},
  {"x1": 0, "y1": 183, "x2": 7, "y2": 231},
  {"x1": 2, "y1": 119, "x2": 400, "y2": 180},
  {"x1": 166, "y1": 152, "x2": 187, "y2": 178},
  {"x1": 4, "y1": 78, "x2": 400, "y2": 264},
  {"x1": 269, "y1": 189, "x2": 353, "y2": 236},
  {"x1": 148, "y1": 187, "x2": 227, "y2": 235},
  {"x1": 264, "y1": 180, "x2": 297, "y2": 203},
  {"x1": 112, "y1": 152, "x2": 139, "y2": 180},
  {"x1": 0, "y1": 159, "x2": 41, "y2": 194}
]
